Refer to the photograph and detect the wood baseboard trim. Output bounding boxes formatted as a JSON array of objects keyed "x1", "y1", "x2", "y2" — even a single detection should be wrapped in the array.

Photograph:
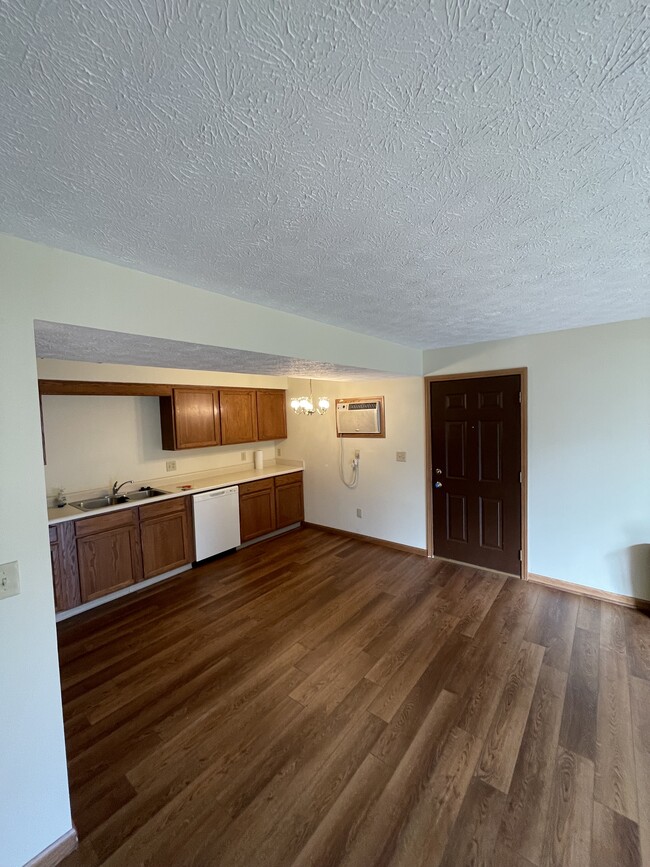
[
  {"x1": 24, "y1": 828, "x2": 78, "y2": 867},
  {"x1": 528, "y1": 572, "x2": 650, "y2": 611},
  {"x1": 303, "y1": 522, "x2": 427, "y2": 557}
]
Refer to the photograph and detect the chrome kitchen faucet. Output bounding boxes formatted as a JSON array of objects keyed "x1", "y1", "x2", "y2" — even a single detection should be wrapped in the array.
[{"x1": 112, "y1": 479, "x2": 134, "y2": 496}]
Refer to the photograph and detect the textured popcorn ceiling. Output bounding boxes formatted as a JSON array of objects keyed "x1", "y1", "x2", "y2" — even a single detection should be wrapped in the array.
[
  {"x1": 2, "y1": 1, "x2": 650, "y2": 349},
  {"x1": 34, "y1": 322, "x2": 392, "y2": 381}
]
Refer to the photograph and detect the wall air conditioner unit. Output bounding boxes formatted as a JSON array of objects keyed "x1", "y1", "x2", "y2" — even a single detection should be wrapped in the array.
[{"x1": 336, "y1": 397, "x2": 384, "y2": 437}]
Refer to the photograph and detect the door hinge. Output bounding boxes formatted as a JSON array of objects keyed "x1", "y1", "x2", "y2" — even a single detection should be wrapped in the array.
[
  {"x1": 519, "y1": 471, "x2": 522, "y2": 483},
  {"x1": 518, "y1": 391, "x2": 522, "y2": 404},
  {"x1": 519, "y1": 549, "x2": 523, "y2": 562}
]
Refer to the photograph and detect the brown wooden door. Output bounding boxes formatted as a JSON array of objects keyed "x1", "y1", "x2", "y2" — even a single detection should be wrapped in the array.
[
  {"x1": 256, "y1": 390, "x2": 287, "y2": 441},
  {"x1": 139, "y1": 497, "x2": 193, "y2": 579},
  {"x1": 49, "y1": 522, "x2": 81, "y2": 611},
  {"x1": 430, "y1": 374, "x2": 522, "y2": 575},
  {"x1": 173, "y1": 388, "x2": 220, "y2": 449},
  {"x1": 239, "y1": 479, "x2": 276, "y2": 541},
  {"x1": 76, "y1": 510, "x2": 143, "y2": 602},
  {"x1": 220, "y1": 389, "x2": 258, "y2": 445},
  {"x1": 274, "y1": 473, "x2": 304, "y2": 528}
]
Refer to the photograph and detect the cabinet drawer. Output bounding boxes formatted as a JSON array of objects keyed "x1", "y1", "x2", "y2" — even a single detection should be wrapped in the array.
[
  {"x1": 274, "y1": 472, "x2": 303, "y2": 487},
  {"x1": 75, "y1": 508, "x2": 138, "y2": 538},
  {"x1": 139, "y1": 496, "x2": 187, "y2": 521},
  {"x1": 239, "y1": 478, "x2": 274, "y2": 496}
]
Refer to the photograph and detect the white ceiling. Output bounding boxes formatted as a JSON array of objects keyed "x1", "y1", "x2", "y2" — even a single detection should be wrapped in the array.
[{"x1": 2, "y1": 1, "x2": 649, "y2": 350}]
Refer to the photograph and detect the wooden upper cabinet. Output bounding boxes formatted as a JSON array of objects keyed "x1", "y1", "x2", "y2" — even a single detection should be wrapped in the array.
[
  {"x1": 160, "y1": 385, "x2": 286, "y2": 450},
  {"x1": 220, "y1": 389, "x2": 258, "y2": 445},
  {"x1": 161, "y1": 388, "x2": 220, "y2": 450},
  {"x1": 256, "y1": 390, "x2": 287, "y2": 441}
]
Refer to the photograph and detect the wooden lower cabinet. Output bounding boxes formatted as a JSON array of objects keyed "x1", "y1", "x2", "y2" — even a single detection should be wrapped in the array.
[
  {"x1": 49, "y1": 523, "x2": 81, "y2": 612},
  {"x1": 75, "y1": 510, "x2": 143, "y2": 603},
  {"x1": 51, "y1": 473, "x2": 302, "y2": 611},
  {"x1": 274, "y1": 472, "x2": 305, "y2": 529},
  {"x1": 239, "y1": 478, "x2": 276, "y2": 542},
  {"x1": 139, "y1": 497, "x2": 193, "y2": 579},
  {"x1": 239, "y1": 472, "x2": 304, "y2": 542}
]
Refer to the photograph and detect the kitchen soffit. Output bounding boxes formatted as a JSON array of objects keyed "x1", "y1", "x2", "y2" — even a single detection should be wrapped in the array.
[
  {"x1": 2, "y1": 1, "x2": 649, "y2": 350},
  {"x1": 34, "y1": 322, "x2": 398, "y2": 381}
]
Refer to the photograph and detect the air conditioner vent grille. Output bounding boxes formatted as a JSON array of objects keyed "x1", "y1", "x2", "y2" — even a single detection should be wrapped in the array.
[{"x1": 336, "y1": 397, "x2": 384, "y2": 437}]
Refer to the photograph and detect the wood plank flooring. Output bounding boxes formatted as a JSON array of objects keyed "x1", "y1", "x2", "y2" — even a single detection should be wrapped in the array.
[{"x1": 56, "y1": 527, "x2": 650, "y2": 866}]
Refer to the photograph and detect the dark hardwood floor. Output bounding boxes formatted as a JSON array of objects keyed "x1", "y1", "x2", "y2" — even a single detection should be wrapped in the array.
[{"x1": 56, "y1": 527, "x2": 650, "y2": 866}]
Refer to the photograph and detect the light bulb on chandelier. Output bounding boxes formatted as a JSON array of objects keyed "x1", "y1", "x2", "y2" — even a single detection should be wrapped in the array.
[{"x1": 290, "y1": 381, "x2": 329, "y2": 416}]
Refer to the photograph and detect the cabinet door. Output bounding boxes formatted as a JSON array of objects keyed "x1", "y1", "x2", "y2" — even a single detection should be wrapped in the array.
[
  {"x1": 140, "y1": 498, "x2": 193, "y2": 579},
  {"x1": 220, "y1": 389, "x2": 258, "y2": 445},
  {"x1": 239, "y1": 479, "x2": 276, "y2": 541},
  {"x1": 256, "y1": 390, "x2": 287, "y2": 441},
  {"x1": 50, "y1": 542, "x2": 62, "y2": 605},
  {"x1": 274, "y1": 475, "x2": 304, "y2": 528},
  {"x1": 172, "y1": 388, "x2": 220, "y2": 449},
  {"x1": 50, "y1": 522, "x2": 81, "y2": 611},
  {"x1": 76, "y1": 512, "x2": 142, "y2": 603}
]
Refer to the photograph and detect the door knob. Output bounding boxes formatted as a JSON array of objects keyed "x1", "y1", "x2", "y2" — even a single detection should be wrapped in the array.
[{"x1": 434, "y1": 481, "x2": 443, "y2": 489}]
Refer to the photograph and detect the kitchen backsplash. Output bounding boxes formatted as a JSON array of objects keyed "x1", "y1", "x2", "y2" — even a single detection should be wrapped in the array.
[{"x1": 42, "y1": 394, "x2": 279, "y2": 498}]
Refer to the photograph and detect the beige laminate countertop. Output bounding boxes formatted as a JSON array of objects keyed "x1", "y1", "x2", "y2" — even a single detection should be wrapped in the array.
[{"x1": 48, "y1": 462, "x2": 304, "y2": 525}]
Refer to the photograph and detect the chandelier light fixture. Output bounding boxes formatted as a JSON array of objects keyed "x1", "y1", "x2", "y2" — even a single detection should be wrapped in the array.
[{"x1": 290, "y1": 380, "x2": 329, "y2": 416}]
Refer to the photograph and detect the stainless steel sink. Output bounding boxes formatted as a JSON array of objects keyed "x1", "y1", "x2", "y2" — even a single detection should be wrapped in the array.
[
  {"x1": 70, "y1": 489, "x2": 168, "y2": 512},
  {"x1": 70, "y1": 495, "x2": 129, "y2": 511},
  {"x1": 125, "y1": 489, "x2": 168, "y2": 501}
]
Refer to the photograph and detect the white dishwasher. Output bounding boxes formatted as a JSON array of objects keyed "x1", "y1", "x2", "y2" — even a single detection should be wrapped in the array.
[{"x1": 193, "y1": 486, "x2": 241, "y2": 562}]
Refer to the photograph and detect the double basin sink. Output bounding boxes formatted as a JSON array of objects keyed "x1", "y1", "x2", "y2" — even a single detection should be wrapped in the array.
[{"x1": 71, "y1": 488, "x2": 168, "y2": 513}]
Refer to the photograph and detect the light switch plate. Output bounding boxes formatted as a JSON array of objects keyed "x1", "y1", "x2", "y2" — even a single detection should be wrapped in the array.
[
  {"x1": 0, "y1": 561, "x2": 20, "y2": 600},
  {"x1": 396, "y1": 451, "x2": 407, "y2": 462}
]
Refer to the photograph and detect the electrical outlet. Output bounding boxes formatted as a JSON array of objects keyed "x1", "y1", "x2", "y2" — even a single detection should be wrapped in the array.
[
  {"x1": 276, "y1": 448, "x2": 282, "y2": 457},
  {"x1": 0, "y1": 561, "x2": 20, "y2": 600},
  {"x1": 396, "y1": 451, "x2": 407, "y2": 462},
  {"x1": 166, "y1": 460, "x2": 177, "y2": 472},
  {"x1": 241, "y1": 451, "x2": 247, "y2": 461},
  {"x1": 356, "y1": 508, "x2": 362, "y2": 518}
]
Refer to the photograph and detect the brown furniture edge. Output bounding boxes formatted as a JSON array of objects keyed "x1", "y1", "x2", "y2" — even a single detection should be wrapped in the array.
[
  {"x1": 303, "y1": 522, "x2": 427, "y2": 557},
  {"x1": 528, "y1": 571, "x2": 650, "y2": 611},
  {"x1": 39, "y1": 380, "x2": 286, "y2": 397},
  {"x1": 23, "y1": 828, "x2": 78, "y2": 867},
  {"x1": 39, "y1": 380, "x2": 173, "y2": 396}
]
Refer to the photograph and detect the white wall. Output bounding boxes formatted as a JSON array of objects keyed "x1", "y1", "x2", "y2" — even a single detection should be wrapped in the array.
[
  {"x1": 39, "y1": 360, "x2": 288, "y2": 497},
  {"x1": 0, "y1": 234, "x2": 421, "y2": 867},
  {"x1": 424, "y1": 319, "x2": 650, "y2": 601},
  {"x1": 283, "y1": 377, "x2": 427, "y2": 551}
]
